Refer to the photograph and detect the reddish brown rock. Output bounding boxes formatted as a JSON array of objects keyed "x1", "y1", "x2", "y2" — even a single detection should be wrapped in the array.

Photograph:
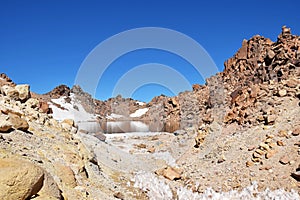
[{"x1": 39, "y1": 101, "x2": 52, "y2": 114}]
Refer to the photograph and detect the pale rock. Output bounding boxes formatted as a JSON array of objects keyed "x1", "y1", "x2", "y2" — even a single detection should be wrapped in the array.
[
  {"x1": 267, "y1": 50, "x2": 276, "y2": 59},
  {"x1": 279, "y1": 156, "x2": 289, "y2": 165},
  {"x1": 277, "y1": 140, "x2": 285, "y2": 146},
  {"x1": 158, "y1": 166, "x2": 181, "y2": 180},
  {"x1": 1, "y1": 85, "x2": 19, "y2": 100},
  {"x1": 278, "y1": 89, "x2": 287, "y2": 97},
  {"x1": 292, "y1": 127, "x2": 300, "y2": 136},
  {"x1": 266, "y1": 150, "x2": 276, "y2": 159},
  {"x1": 61, "y1": 119, "x2": 75, "y2": 132},
  {"x1": 285, "y1": 78, "x2": 300, "y2": 88},
  {"x1": 0, "y1": 157, "x2": 44, "y2": 200},
  {"x1": 255, "y1": 149, "x2": 265, "y2": 155},
  {"x1": 25, "y1": 98, "x2": 40, "y2": 109},
  {"x1": 15, "y1": 84, "x2": 30, "y2": 102},
  {"x1": 0, "y1": 114, "x2": 13, "y2": 132},
  {"x1": 54, "y1": 163, "x2": 77, "y2": 188},
  {"x1": 266, "y1": 115, "x2": 276, "y2": 124},
  {"x1": 8, "y1": 113, "x2": 29, "y2": 131}
]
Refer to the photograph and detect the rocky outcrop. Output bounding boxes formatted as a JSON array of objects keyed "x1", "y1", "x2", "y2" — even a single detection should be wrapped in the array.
[
  {"x1": 0, "y1": 73, "x2": 15, "y2": 87},
  {"x1": 46, "y1": 85, "x2": 70, "y2": 99},
  {"x1": 221, "y1": 26, "x2": 300, "y2": 126}
]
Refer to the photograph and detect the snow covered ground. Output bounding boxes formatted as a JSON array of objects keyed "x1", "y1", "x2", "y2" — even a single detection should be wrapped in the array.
[
  {"x1": 106, "y1": 113, "x2": 124, "y2": 120},
  {"x1": 130, "y1": 108, "x2": 149, "y2": 117},
  {"x1": 49, "y1": 94, "x2": 97, "y2": 122},
  {"x1": 134, "y1": 172, "x2": 300, "y2": 200}
]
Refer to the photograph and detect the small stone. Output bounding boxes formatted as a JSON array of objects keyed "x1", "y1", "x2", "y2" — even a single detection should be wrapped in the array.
[
  {"x1": 277, "y1": 140, "x2": 285, "y2": 146},
  {"x1": 266, "y1": 134, "x2": 275, "y2": 139},
  {"x1": 269, "y1": 142, "x2": 277, "y2": 148},
  {"x1": 259, "y1": 165, "x2": 272, "y2": 170},
  {"x1": 278, "y1": 89, "x2": 287, "y2": 97},
  {"x1": 279, "y1": 156, "x2": 289, "y2": 165},
  {"x1": 136, "y1": 143, "x2": 147, "y2": 149},
  {"x1": 113, "y1": 192, "x2": 125, "y2": 200},
  {"x1": 217, "y1": 155, "x2": 226, "y2": 163},
  {"x1": 265, "y1": 138, "x2": 273, "y2": 144},
  {"x1": 278, "y1": 130, "x2": 288, "y2": 138},
  {"x1": 292, "y1": 127, "x2": 300, "y2": 136},
  {"x1": 147, "y1": 147, "x2": 155, "y2": 153},
  {"x1": 248, "y1": 145, "x2": 256, "y2": 151},
  {"x1": 266, "y1": 115, "x2": 276, "y2": 125},
  {"x1": 246, "y1": 161, "x2": 254, "y2": 167},
  {"x1": 266, "y1": 150, "x2": 276, "y2": 159},
  {"x1": 267, "y1": 50, "x2": 276, "y2": 59},
  {"x1": 259, "y1": 142, "x2": 270, "y2": 150},
  {"x1": 160, "y1": 167, "x2": 181, "y2": 180},
  {"x1": 253, "y1": 152, "x2": 262, "y2": 158},
  {"x1": 255, "y1": 149, "x2": 265, "y2": 155}
]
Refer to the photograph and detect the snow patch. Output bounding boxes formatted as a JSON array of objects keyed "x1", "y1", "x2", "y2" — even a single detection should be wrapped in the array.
[
  {"x1": 49, "y1": 94, "x2": 96, "y2": 122},
  {"x1": 106, "y1": 113, "x2": 124, "y2": 120},
  {"x1": 134, "y1": 171, "x2": 173, "y2": 200},
  {"x1": 136, "y1": 101, "x2": 146, "y2": 106},
  {"x1": 134, "y1": 172, "x2": 300, "y2": 200},
  {"x1": 130, "y1": 108, "x2": 149, "y2": 117}
]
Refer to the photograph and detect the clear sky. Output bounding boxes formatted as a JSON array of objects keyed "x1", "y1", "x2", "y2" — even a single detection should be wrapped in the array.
[{"x1": 1, "y1": 0, "x2": 299, "y2": 102}]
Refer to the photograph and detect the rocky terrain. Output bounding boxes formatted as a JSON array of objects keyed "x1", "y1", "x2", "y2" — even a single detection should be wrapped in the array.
[{"x1": 0, "y1": 26, "x2": 299, "y2": 199}]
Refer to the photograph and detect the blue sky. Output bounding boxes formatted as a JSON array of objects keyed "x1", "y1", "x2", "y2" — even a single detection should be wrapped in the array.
[{"x1": 1, "y1": 0, "x2": 299, "y2": 102}]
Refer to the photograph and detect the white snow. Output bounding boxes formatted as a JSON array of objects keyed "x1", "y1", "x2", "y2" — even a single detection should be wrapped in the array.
[
  {"x1": 130, "y1": 108, "x2": 149, "y2": 117},
  {"x1": 49, "y1": 93, "x2": 96, "y2": 122},
  {"x1": 134, "y1": 171, "x2": 173, "y2": 200},
  {"x1": 106, "y1": 113, "x2": 124, "y2": 120},
  {"x1": 136, "y1": 101, "x2": 146, "y2": 106},
  {"x1": 134, "y1": 172, "x2": 300, "y2": 200}
]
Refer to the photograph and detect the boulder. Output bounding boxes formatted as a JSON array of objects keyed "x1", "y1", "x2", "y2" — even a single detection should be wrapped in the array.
[
  {"x1": 1, "y1": 85, "x2": 19, "y2": 100},
  {"x1": 0, "y1": 158, "x2": 44, "y2": 200},
  {"x1": 39, "y1": 101, "x2": 52, "y2": 114},
  {"x1": 0, "y1": 114, "x2": 13, "y2": 132},
  {"x1": 54, "y1": 163, "x2": 77, "y2": 188},
  {"x1": 25, "y1": 98, "x2": 40, "y2": 109},
  {"x1": 8, "y1": 113, "x2": 29, "y2": 131},
  {"x1": 61, "y1": 119, "x2": 75, "y2": 131},
  {"x1": 15, "y1": 84, "x2": 30, "y2": 102}
]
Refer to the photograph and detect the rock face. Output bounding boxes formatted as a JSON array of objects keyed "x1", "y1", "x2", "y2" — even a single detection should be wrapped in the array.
[{"x1": 46, "y1": 85, "x2": 71, "y2": 99}]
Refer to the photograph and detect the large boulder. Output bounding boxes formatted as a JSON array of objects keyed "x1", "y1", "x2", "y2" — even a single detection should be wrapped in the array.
[
  {"x1": 1, "y1": 85, "x2": 19, "y2": 100},
  {"x1": 15, "y1": 84, "x2": 30, "y2": 102},
  {"x1": 8, "y1": 113, "x2": 29, "y2": 131},
  {"x1": 0, "y1": 158, "x2": 45, "y2": 200}
]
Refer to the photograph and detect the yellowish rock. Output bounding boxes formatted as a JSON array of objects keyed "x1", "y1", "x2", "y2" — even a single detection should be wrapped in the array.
[{"x1": 0, "y1": 157, "x2": 44, "y2": 200}]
